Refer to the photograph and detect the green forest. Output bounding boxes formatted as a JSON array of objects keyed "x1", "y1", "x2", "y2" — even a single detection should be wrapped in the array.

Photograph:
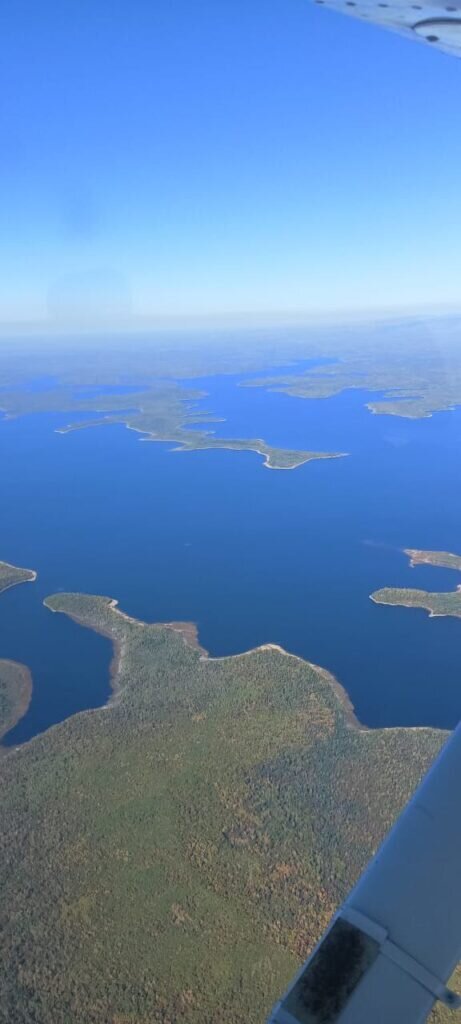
[{"x1": 0, "y1": 590, "x2": 448, "y2": 1023}]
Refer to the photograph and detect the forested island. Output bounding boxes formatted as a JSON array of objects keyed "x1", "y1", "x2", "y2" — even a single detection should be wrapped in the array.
[
  {"x1": 372, "y1": 548, "x2": 461, "y2": 619},
  {"x1": 0, "y1": 590, "x2": 448, "y2": 1023}
]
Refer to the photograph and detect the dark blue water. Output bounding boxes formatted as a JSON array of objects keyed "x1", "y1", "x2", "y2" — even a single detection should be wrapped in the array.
[{"x1": 2, "y1": 372, "x2": 461, "y2": 745}]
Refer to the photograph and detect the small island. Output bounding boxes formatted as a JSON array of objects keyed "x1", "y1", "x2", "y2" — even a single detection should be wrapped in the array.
[
  {"x1": 371, "y1": 548, "x2": 461, "y2": 619},
  {"x1": 0, "y1": 559, "x2": 37, "y2": 595}
]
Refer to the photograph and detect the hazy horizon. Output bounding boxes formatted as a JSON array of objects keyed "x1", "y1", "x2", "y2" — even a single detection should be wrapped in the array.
[
  {"x1": 1, "y1": 304, "x2": 461, "y2": 343},
  {"x1": 2, "y1": 0, "x2": 461, "y2": 327}
]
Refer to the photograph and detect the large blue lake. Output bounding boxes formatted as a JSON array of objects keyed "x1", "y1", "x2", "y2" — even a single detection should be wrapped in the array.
[{"x1": 2, "y1": 369, "x2": 461, "y2": 744}]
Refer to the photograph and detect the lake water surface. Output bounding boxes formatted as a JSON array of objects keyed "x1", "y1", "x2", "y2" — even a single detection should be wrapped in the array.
[{"x1": 2, "y1": 371, "x2": 461, "y2": 744}]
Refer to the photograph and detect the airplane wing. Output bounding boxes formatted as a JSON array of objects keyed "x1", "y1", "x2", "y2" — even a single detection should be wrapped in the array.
[
  {"x1": 269, "y1": 721, "x2": 461, "y2": 1022},
  {"x1": 313, "y1": 0, "x2": 461, "y2": 56}
]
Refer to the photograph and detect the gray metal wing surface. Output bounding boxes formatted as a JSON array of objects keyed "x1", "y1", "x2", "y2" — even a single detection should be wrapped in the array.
[
  {"x1": 269, "y1": 722, "x2": 461, "y2": 1022},
  {"x1": 313, "y1": 0, "x2": 461, "y2": 55}
]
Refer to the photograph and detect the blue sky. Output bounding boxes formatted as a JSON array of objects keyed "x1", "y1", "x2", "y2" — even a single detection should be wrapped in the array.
[{"x1": 1, "y1": 0, "x2": 461, "y2": 325}]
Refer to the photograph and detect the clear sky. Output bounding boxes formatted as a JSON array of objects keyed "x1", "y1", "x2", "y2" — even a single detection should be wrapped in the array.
[{"x1": 2, "y1": 0, "x2": 461, "y2": 326}]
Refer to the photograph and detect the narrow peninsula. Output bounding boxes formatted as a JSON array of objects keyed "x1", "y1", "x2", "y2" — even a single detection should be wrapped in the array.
[
  {"x1": 0, "y1": 559, "x2": 36, "y2": 745},
  {"x1": 0, "y1": 589, "x2": 446, "y2": 1024},
  {"x1": 0, "y1": 559, "x2": 36, "y2": 595}
]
